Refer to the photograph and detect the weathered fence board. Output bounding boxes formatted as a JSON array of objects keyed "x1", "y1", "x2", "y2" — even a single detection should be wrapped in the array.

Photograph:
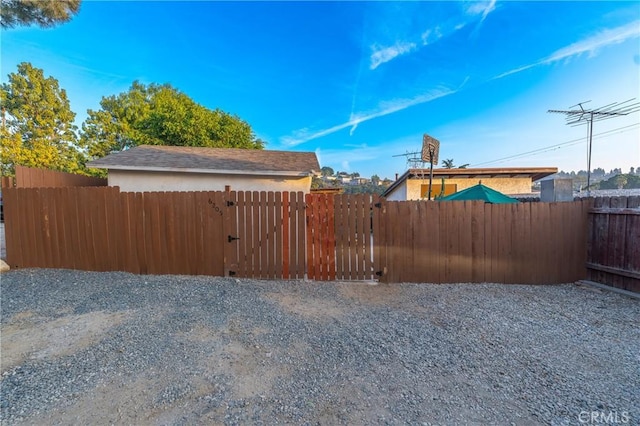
[{"x1": 587, "y1": 196, "x2": 640, "y2": 292}]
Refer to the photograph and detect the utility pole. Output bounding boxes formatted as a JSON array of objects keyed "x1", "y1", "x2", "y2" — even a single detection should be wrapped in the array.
[{"x1": 548, "y1": 99, "x2": 640, "y2": 195}]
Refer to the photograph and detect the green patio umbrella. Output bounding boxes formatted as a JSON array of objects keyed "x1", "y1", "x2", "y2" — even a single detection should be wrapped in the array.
[{"x1": 438, "y1": 183, "x2": 519, "y2": 204}]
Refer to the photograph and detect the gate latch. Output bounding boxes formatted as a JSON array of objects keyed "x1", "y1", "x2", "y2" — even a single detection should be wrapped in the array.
[{"x1": 228, "y1": 235, "x2": 240, "y2": 243}]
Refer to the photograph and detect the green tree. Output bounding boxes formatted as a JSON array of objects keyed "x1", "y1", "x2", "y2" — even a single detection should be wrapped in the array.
[
  {"x1": 1, "y1": 62, "x2": 83, "y2": 176},
  {"x1": 320, "y1": 166, "x2": 334, "y2": 176},
  {"x1": 81, "y1": 82, "x2": 264, "y2": 160},
  {"x1": 1, "y1": 0, "x2": 81, "y2": 29}
]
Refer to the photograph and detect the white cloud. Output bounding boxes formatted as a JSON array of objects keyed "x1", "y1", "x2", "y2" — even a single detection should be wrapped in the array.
[
  {"x1": 281, "y1": 83, "x2": 464, "y2": 147},
  {"x1": 370, "y1": 41, "x2": 417, "y2": 70},
  {"x1": 494, "y1": 20, "x2": 640, "y2": 80},
  {"x1": 465, "y1": 0, "x2": 496, "y2": 23},
  {"x1": 546, "y1": 20, "x2": 640, "y2": 62}
]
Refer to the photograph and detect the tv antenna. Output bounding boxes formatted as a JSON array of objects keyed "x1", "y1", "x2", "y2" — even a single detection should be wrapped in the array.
[
  {"x1": 548, "y1": 98, "x2": 640, "y2": 195},
  {"x1": 392, "y1": 150, "x2": 425, "y2": 169}
]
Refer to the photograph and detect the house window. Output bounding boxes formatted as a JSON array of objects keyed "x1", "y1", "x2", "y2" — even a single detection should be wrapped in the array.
[{"x1": 421, "y1": 183, "x2": 457, "y2": 198}]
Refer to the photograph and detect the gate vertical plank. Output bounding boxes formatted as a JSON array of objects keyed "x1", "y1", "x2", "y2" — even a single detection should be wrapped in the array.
[
  {"x1": 371, "y1": 195, "x2": 381, "y2": 280},
  {"x1": 287, "y1": 192, "x2": 296, "y2": 279},
  {"x1": 296, "y1": 192, "x2": 306, "y2": 279},
  {"x1": 327, "y1": 194, "x2": 336, "y2": 281},
  {"x1": 258, "y1": 191, "x2": 268, "y2": 279},
  {"x1": 282, "y1": 192, "x2": 290, "y2": 279},
  {"x1": 251, "y1": 191, "x2": 261, "y2": 278},
  {"x1": 186, "y1": 192, "x2": 199, "y2": 275},
  {"x1": 245, "y1": 191, "x2": 256, "y2": 278},
  {"x1": 305, "y1": 193, "x2": 315, "y2": 280},
  {"x1": 337, "y1": 195, "x2": 346, "y2": 280},
  {"x1": 313, "y1": 194, "x2": 323, "y2": 280},
  {"x1": 347, "y1": 195, "x2": 357, "y2": 280},
  {"x1": 236, "y1": 191, "x2": 246, "y2": 278},
  {"x1": 228, "y1": 191, "x2": 239, "y2": 277},
  {"x1": 194, "y1": 192, "x2": 207, "y2": 276},
  {"x1": 267, "y1": 191, "x2": 276, "y2": 279},
  {"x1": 362, "y1": 195, "x2": 371, "y2": 280},
  {"x1": 275, "y1": 192, "x2": 283, "y2": 279}
]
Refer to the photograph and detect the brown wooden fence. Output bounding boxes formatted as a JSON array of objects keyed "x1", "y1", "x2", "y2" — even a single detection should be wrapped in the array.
[
  {"x1": 14, "y1": 165, "x2": 107, "y2": 188},
  {"x1": 376, "y1": 199, "x2": 592, "y2": 284},
  {"x1": 8, "y1": 187, "x2": 635, "y2": 288},
  {"x1": 587, "y1": 196, "x2": 640, "y2": 292}
]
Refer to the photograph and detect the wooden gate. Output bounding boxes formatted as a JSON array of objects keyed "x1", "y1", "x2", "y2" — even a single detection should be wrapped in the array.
[
  {"x1": 305, "y1": 193, "x2": 383, "y2": 281},
  {"x1": 224, "y1": 191, "x2": 307, "y2": 279}
]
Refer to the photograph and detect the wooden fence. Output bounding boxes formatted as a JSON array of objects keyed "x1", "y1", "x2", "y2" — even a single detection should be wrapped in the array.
[
  {"x1": 376, "y1": 199, "x2": 592, "y2": 284},
  {"x1": 7, "y1": 186, "x2": 637, "y2": 288},
  {"x1": 13, "y1": 165, "x2": 107, "y2": 188},
  {"x1": 587, "y1": 196, "x2": 640, "y2": 292}
]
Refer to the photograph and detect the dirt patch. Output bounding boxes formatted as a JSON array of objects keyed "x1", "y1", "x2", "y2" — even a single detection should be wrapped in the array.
[
  {"x1": 265, "y1": 291, "x2": 347, "y2": 320},
  {"x1": 1, "y1": 310, "x2": 131, "y2": 373}
]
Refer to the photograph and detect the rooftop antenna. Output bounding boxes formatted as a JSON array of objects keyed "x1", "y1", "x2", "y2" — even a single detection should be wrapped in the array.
[
  {"x1": 548, "y1": 98, "x2": 640, "y2": 195},
  {"x1": 392, "y1": 150, "x2": 425, "y2": 169}
]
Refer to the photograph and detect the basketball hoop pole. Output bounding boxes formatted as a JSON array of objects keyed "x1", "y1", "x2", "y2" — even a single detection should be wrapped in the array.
[{"x1": 428, "y1": 147, "x2": 435, "y2": 200}]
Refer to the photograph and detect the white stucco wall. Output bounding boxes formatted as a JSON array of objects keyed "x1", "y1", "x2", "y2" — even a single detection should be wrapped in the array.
[
  {"x1": 387, "y1": 177, "x2": 533, "y2": 200},
  {"x1": 385, "y1": 180, "x2": 408, "y2": 201},
  {"x1": 108, "y1": 170, "x2": 312, "y2": 193}
]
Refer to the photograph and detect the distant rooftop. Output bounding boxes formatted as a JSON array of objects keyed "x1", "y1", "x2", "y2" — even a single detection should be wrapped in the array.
[{"x1": 384, "y1": 167, "x2": 558, "y2": 197}]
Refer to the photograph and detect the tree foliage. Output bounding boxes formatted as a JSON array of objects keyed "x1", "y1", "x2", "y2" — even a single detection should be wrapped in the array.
[
  {"x1": 597, "y1": 174, "x2": 640, "y2": 190},
  {"x1": 81, "y1": 82, "x2": 264, "y2": 160},
  {"x1": 1, "y1": 62, "x2": 83, "y2": 176},
  {"x1": 1, "y1": 0, "x2": 81, "y2": 29}
]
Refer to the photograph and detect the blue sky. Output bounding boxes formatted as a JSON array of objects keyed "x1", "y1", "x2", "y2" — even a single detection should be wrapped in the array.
[{"x1": 2, "y1": 1, "x2": 639, "y2": 179}]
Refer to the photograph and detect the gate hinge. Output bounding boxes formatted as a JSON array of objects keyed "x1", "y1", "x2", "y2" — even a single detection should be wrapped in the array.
[
  {"x1": 374, "y1": 202, "x2": 382, "y2": 208},
  {"x1": 226, "y1": 201, "x2": 235, "y2": 207},
  {"x1": 228, "y1": 235, "x2": 240, "y2": 243}
]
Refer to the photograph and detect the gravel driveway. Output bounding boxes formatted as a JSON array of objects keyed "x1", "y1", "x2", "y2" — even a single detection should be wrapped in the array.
[{"x1": 1, "y1": 269, "x2": 638, "y2": 425}]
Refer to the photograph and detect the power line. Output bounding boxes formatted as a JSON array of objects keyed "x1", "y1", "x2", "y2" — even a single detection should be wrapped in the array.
[{"x1": 471, "y1": 122, "x2": 640, "y2": 167}]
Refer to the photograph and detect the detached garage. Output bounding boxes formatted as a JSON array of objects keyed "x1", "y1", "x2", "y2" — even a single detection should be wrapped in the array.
[{"x1": 87, "y1": 145, "x2": 320, "y2": 194}]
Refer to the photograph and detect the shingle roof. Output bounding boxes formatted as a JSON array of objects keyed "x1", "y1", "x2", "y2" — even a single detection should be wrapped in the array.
[{"x1": 87, "y1": 145, "x2": 320, "y2": 176}]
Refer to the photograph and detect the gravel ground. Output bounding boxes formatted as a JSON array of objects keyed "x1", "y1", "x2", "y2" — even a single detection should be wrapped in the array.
[{"x1": 1, "y1": 269, "x2": 638, "y2": 425}]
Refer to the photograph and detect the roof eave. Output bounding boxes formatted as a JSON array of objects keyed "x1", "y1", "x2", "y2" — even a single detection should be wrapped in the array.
[{"x1": 86, "y1": 164, "x2": 315, "y2": 177}]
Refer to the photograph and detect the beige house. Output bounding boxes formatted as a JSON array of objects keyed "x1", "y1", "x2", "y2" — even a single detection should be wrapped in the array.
[
  {"x1": 383, "y1": 167, "x2": 558, "y2": 201},
  {"x1": 87, "y1": 145, "x2": 320, "y2": 193}
]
